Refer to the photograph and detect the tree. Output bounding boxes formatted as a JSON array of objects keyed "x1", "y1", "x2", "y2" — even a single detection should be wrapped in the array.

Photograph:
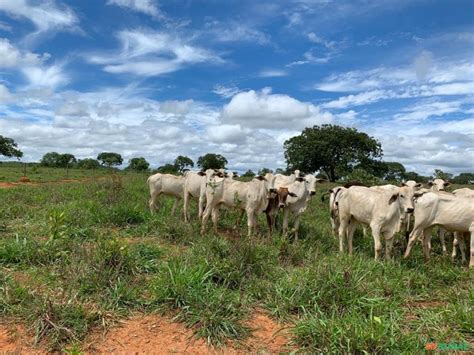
[
  {"x1": 404, "y1": 171, "x2": 429, "y2": 183},
  {"x1": 40, "y1": 152, "x2": 62, "y2": 167},
  {"x1": 344, "y1": 168, "x2": 380, "y2": 186},
  {"x1": 174, "y1": 155, "x2": 194, "y2": 173},
  {"x1": 97, "y1": 152, "x2": 123, "y2": 168},
  {"x1": 57, "y1": 154, "x2": 77, "y2": 168},
  {"x1": 284, "y1": 125, "x2": 382, "y2": 182},
  {"x1": 0, "y1": 135, "x2": 23, "y2": 159},
  {"x1": 197, "y1": 153, "x2": 228, "y2": 171},
  {"x1": 77, "y1": 158, "x2": 100, "y2": 169},
  {"x1": 452, "y1": 173, "x2": 474, "y2": 184},
  {"x1": 433, "y1": 169, "x2": 453, "y2": 181},
  {"x1": 156, "y1": 163, "x2": 179, "y2": 174},
  {"x1": 242, "y1": 169, "x2": 256, "y2": 178},
  {"x1": 127, "y1": 157, "x2": 150, "y2": 171},
  {"x1": 258, "y1": 168, "x2": 273, "y2": 176}
]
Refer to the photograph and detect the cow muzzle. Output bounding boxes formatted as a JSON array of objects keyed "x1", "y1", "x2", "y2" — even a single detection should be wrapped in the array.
[
  {"x1": 310, "y1": 191, "x2": 316, "y2": 196},
  {"x1": 406, "y1": 208, "x2": 414, "y2": 213},
  {"x1": 279, "y1": 203, "x2": 285, "y2": 208}
]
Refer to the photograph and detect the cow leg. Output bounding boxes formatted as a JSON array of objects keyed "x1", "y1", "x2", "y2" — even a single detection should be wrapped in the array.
[
  {"x1": 233, "y1": 209, "x2": 245, "y2": 230},
  {"x1": 338, "y1": 218, "x2": 349, "y2": 254},
  {"x1": 183, "y1": 192, "x2": 190, "y2": 222},
  {"x1": 470, "y1": 225, "x2": 474, "y2": 268},
  {"x1": 384, "y1": 232, "x2": 395, "y2": 261},
  {"x1": 211, "y1": 207, "x2": 220, "y2": 234},
  {"x1": 404, "y1": 227, "x2": 423, "y2": 259},
  {"x1": 282, "y1": 207, "x2": 290, "y2": 237},
  {"x1": 422, "y1": 228, "x2": 433, "y2": 261},
  {"x1": 247, "y1": 209, "x2": 257, "y2": 237},
  {"x1": 293, "y1": 213, "x2": 301, "y2": 241},
  {"x1": 198, "y1": 195, "x2": 205, "y2": 221},
  {"x1": 362, "y1": 225, "x2": 368, "y2": 238},
  {"x1": 452, "y1": 233, "x2": 459, "y2": 260},
  {"x1": 370, "y1": 226, "x2": 383, "y2": 261},
  {"x1": 201, "y1": 204, "x2": 213, "y2": 235},
  {"x1": 439, "y1": 228, "x2": 448, "y2": 255},
  {"x1": 457, "y1": 233, "x2": 467, "y2": 263},
  {"x1": 171, "y1": 198, "x2": 179, "y2": 216},
  {"x1": 347, "y1": 220, "x2": 357, "y2": 256},
  {"x1": 265, "y1": 211, "x2": 274, "y2": 236}
]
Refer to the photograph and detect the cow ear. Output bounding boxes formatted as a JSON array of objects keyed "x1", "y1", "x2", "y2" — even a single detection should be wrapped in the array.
[
  {"x1": 289, "y1": 192, "x2": 297, "y2": 197},
  {"x1": 296, "y1": 177, "x2": 305, "y2": 182},
  {"x1": 400, "y1": 182, "x2": 407, "y2": 187},
  {"x1": 415, "y1": 183, "x2": 422, "y2": 188},
  {"x1": 428, "y1": 181, "x2": 434, "y2": 186},
  {"x1": 255, "y1": 175, "x2": 266, "y2": 181},
  {"x1": 198, "y1": 171, "x2": 206, "y2": 176},
  {"x1": 328, "y1": 189, "x2": 334, "y2": 194},
  {"x1": 388, "y1": 193, "x2": 399, "y2": 204}
]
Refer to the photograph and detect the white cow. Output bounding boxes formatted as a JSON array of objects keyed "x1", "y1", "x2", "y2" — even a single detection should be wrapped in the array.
[
  {"x1": 147, "y1": 173, "x2": 185, "y2": 215},
  {"x1": 451, "y1": 188, "x2": 474, "y2": 263},
  {"x1": 183, "y1": 169, "x2": 218, "y2": 222},
  {"x1": 327, "y1": 186, "x2": 346, "y2": 238},
  {"x1": 201, "y1": 173, "x2": 276, "y2": 236},
  {"x1": 428, "y1": 178, "x2": 451, "y2": 191},
  {"x1": 273, "y1": 170, "x2": 301, "y2": 189},
  {"x1": 404, "y1": 191, "x2": 474, "y2": 267},
  {"x1": 337, "y1": 185, "x2": 419, "y2": 260}
]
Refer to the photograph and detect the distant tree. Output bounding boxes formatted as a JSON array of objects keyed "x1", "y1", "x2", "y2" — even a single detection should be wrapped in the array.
[
  {"x1": 384, "y1": 162, "x2": 406, "y2": 181},
  {"x1": 258, "y1": 168, "x2": 273, "y2": 176},
  {"x1": 433, "y1": 169, "x2": 453, "y2": 181},
  {"x1": 284, "y1": 125, "x2": 382, "y2": 182},
  {"x1": 57, "y1": 154, "x2": 77, "y2": 168},
  {"x1": 452, "y1": 173, "x2": 474, "y2": 184},
  {"x1": 127, "y1": 157, "x2": 150, "y2": 171},
  {"x1": 275, "y1": 168, "x2": 287, "y2": 174},
  {"x1": 156, "y1": 163, "x2": 179, "y2": 175},
  {"x1": 404, "y1": 171, "x2": 429, "y2": 183},
  {"x1": 242, "y1": 169, "x2": 256, "y2": 178},
  {"x1": 77, "y1": 158, "x2": 100, "y2": 169},
  {"x1": 343, "y1": 168, "x2": 380, "y2": 186},
  {"x1": 356, "y1": 158, "x2": 388, "y2": 178},
  {"x1": 174, "y1": 155, "x2": 194, "y2": 173},
  {"x1": 97, "y1": 152, "x2": 123, "y2": 168},
  {"x1": 0, "y1": 135, "x2": 23, "y2": 159},
  {"x1": 197, "y1": 153, "x2": 228, "y2": 171},
  {"x1": 40, "y1": 152, "x2": 62, "y2": 167}
]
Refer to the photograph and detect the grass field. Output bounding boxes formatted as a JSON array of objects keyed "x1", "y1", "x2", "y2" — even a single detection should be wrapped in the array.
[{"x1": 0, "y1": 173, "x2": 472, "y2": 353}]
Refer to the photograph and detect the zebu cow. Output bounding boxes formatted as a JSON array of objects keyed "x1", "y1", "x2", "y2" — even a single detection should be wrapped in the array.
[
  {"x1": 428, "y1": 178, "x2": 451, "y2": 191},
  {"x1": 404, "y1": 191, "x2": 474, "y2": 267},
  {"x1": 183, "y1": 169, "x2": 216, "y2": 222},
  {"x1": 201, "y1": 173, "x2": 276, "y2": 236},
  {"x1": 337, "y1": 185, "x2": 419, "y2": 260},
  {"x1": 147, "y1": 173, "x2": 185, "y2": 215},
  {"x1": 451, "y1": 188, "x2": 474, "y2": 263},
  {"x1": 326, "y1": 186, "x2": 346, "y2": 238}
]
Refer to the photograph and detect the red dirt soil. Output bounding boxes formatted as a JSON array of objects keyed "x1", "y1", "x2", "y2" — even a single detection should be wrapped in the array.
[
  {"x1": 0, "y1": 312, "x2": 291, "y2": 354},
  {"x1": 87, "y1": 311, "x2": 291, "y2": 354}
]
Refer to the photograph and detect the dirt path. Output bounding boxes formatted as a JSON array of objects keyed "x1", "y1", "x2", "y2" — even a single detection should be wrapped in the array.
[
  {"x1": 0, "y1": 177, "x2": 107, "y2": 189},
  {"x1": 0, "y1": 312, "x2": 292, "y2": 354}
]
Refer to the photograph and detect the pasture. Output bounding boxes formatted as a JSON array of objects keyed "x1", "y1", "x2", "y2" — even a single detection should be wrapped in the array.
[{"x1": 0, "y1": 173, "x2": 472, "y2": 353}]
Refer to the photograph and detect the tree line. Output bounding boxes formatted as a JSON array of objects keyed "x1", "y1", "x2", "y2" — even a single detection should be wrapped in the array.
[{"x1": 1, "y1": 126, "x2": 473, "y2": 184}]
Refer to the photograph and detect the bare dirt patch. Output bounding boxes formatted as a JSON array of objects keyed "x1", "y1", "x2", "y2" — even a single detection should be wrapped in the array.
[
  {"x1": 0, "y1": 323, "x2": 45, "y2": 354},
  {"x1": 86, "y1": 311, "x2": 291, "y2": 354}
]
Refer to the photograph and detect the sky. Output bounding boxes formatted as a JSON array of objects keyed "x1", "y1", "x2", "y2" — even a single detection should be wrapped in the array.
[{"x1": 0, "y1": 0, "x2": 473, "y2": 175}]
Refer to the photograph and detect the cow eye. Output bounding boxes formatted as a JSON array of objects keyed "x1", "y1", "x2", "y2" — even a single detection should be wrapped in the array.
[{"x1": 400, "y1": 194, "x2": 404, "y2": 198}]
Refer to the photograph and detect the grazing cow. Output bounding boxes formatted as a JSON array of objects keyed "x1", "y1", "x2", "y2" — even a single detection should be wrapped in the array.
[
  {"x1": 183, "y1": 169, "x2": 216, "y2": 222},
  {"x1": 404, "y1": 191, "x2": 474, "y2": 267},
  {"x1": 147, "y1": 173, "x2": 185, "y2": 215},
  {"x1": 428, "y1": 178, "x2": 451, "y2": 191},
  {"x1": 201, "y1": 173, "x2": 276, "y2": 236},
  {"x1": 451, "y1": 188, "x2": 474, "y2": 263},
  {"x1": 338, "y1": 185, "x2": 420, "y2": 260}
]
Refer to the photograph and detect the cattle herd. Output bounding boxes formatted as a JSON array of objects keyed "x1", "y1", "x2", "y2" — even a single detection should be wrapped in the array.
[{"x1": 147, "y1": 170, "x2": 474, "y2": 268}]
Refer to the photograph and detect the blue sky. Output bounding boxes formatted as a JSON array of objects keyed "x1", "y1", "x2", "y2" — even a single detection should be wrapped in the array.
[{"x1": 0, "y1": 0, "x2": 473, "y2": 175}]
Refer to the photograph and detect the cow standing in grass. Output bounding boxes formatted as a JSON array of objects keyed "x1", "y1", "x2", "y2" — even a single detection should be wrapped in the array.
[{"x1": 147, "y1": 173, "x2": 185, "y2": 215}]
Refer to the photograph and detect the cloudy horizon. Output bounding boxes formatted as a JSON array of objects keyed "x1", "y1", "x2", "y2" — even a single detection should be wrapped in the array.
[{"x1": 0, "y1": 0, "x2": 473, "y2": 175}]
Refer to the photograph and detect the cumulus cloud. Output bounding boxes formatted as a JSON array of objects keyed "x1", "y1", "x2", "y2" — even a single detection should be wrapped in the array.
[
  {"x1": 21, "y1": 63, "x2": 68, "y2": 89},
  {"x1": 88, "y1": 29, "x2": 222, "y2": 76},
  {"x1": 0, "y1": 38, "x2": 49, "y2": 67},
  {"x1": 221, "y1": 88, "x2": 333, "y2": 129},
  {"x1": 259, "y1": 69, "x2": 287, "y2": 77}
]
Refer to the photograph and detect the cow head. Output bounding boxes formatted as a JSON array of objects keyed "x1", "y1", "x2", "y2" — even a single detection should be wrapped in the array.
[
  {"x1": 428, "y1": 179, "x2": 450, "y2": 191},
  {"x1": 390, "y1": 185, "x2": 417, "y2": 213},
  {"x1": 274, "y1": 187, "x2": 297, "y2": 208}
]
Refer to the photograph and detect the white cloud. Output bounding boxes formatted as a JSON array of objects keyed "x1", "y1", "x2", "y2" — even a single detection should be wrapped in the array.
[
  {"x1": 212, "y1": 84, "x2": 241, "y2": 99},
  {"x1": 221, "y1": 88, "x2": 333, "y2": 129},
  {"x1": 204, "y1": 21, "x2": 270, "y2": 45},
  {"x1": 159, "y1": 100, "x2": 194, "y2": 115},
  {"x1": 322, "y1": 90, "x2": 390, "y2": 109},
  {"x1": 0, "y1": 0, "x2": 78, "y2": 35},
  {"x1": 21, "y1": 63, "x2": 68, "y2": 89},
  {"x1": 259, "y1": 69, "x2": 287, "y2": 77},
  {"x1": 394, "y1": 100, "x2": 462, "y2": 121},
  {"x1": 307, "y1": 32, "x2": 336, "y2": 49},
  {"x1": 88, "y1": 29, "x2": 222, "y2": 76},
  {"x1": 107, "y1": 0, "x2": 161, "y2": 18},
  {"x1": 0, "y1": 83, "x2": 13, "y2": 103},
  {"x1": 0, "y1": 38, "x2": 49, "y2": 68},
  {"x1": 413, "y1": 50, "x2": 433, "y2": 81}
]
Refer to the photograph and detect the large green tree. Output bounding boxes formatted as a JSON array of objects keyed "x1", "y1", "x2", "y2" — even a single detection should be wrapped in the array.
[
  {"x1": 433, "y1": 169, "x2": 453, "y2": 181},
  {"x1": 77, "y1": 158, "x2": 100, "y2": 169},
  {"x1": 452, "y1": 173, "x2": 474, "y2": 184},
  {"x1": 97, "y1": 152, "x2": 123, "y2": 168},
  {"x1": 197, "y1": 153, "x2": 228, "y2": 171},
  {"x1": 127, "y1": 157, "x2": 150, "y2": 171},
  {"x1": 284, "y1": 125, "x2": 382, "y2": 182},
  {"x1": 174, "y1": 155, "x2": 194, "y2": 173},
  {"x1": 0, "y1": 135, "x2": 23, "y2": 159},
  {"x1": 40, "y1": 152, "x2": 62, "y2": 167}
]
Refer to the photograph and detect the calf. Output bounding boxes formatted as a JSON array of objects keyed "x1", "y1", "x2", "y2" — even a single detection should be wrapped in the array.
[
  {"x1": 404, "y1": 191, "x2": 474, "y2": 267},
  {"x1": 147, "y1": 173, "x2": 185, "y2": 215},
  {"x1": 337, "y1": 185, "x2": 419, "y2": 260},
  {"x1": 201, "y1": 173, "x2": 276, "y2": 236}
]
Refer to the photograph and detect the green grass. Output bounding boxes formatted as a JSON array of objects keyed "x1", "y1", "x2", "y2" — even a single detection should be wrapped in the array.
[{"x1": 0, "y1": 173, "x2": 472, "y2": 352}]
